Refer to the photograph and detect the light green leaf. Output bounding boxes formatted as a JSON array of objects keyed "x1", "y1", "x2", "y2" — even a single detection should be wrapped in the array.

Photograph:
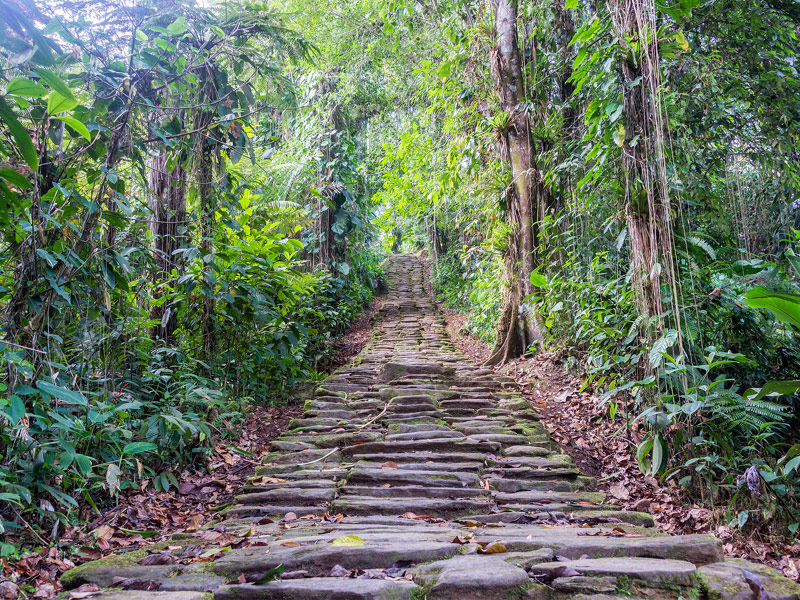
[
  {"x1": 47, "y1": 92, "x2": 78, "y2": 115},
  {"x1": 166, "y1": 16, "x2": 187, "y2": 36},
  {"x1": 744, "y1": 286, "x2": 800, "y2": 329},
  {"x1": 7, "y1": 77, "x2": 48, "y2": 98},
  {"x1": 331, "y1": 535, "x2": 364, "y2": 547},
  {"x1": 636, "y1": 438, "x2": 653, "y2": 474},
  {"x1": 53, "y1": 116, "x2": 90, "y2": 140},
  {"x1": 74, "y1": 454, "x2": 93, "y2": 476},
  {"x1": 785, "y1": 249, "x2": 800, "y2": 277},
  {"x1": 33, "y1": 68, "x2": 75, "y2": 100},
  {"x1": 652, "y1": 434, "x2": 667, "y2": 473},
  {"x1": 737, "y1": 510, "x2": 749, "y2": 528},
  {"x1": 566, "y1": 0, "x2": 578, "y2": 8},
  {"x1": 530, "y1": 273, "x2": 547, "y2": 288}
]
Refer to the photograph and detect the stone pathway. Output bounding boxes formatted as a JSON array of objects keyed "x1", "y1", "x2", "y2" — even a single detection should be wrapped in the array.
[{"x1": 63, "y1": 255, "x2": 800, "y2": 599}]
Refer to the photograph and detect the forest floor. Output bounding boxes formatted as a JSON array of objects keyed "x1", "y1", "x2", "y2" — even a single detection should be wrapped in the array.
[
  {"x1": 0, "y1": 300, "x2": 382, "y2": 600},
  {"x1": 437, "y1": 303, "x2": 800, "y2": 583}
]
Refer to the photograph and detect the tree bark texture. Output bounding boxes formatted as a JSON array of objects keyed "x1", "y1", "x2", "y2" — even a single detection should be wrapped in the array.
[
  {"x1": 149, "y1": 150, "x2": 186, "y2": 344},
  {"x1": 609, "y1": 0, "x2": 674, "y2": 319},
  {"x1": 195, "y1": 108, "x2": 216, "y2": 362},
  {"x1": 485, "y1": 0, "x2": 540, "y2": 365}
]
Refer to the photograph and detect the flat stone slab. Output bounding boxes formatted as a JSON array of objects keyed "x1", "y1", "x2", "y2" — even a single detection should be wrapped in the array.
[
  {"x1": 215, "y1": 578, "x2": 419, "y2": 599},
  {"x1": 530, "y1": 557, "x2": 698, "y2": 585},
  {"x1": 332, "y1": 495, "x2": 491, "y2": 517},
  {"x1": 212, "y1": 540, "x2": 461, "y2": 577},
  {"x1": 92, "y1": 593, "x2": 211, "y2": 600},
  {"x1": 414, "y1": 555, "x2": 530, "y2": 599},
  {"x1": 698, "y1": 558, "x2": 800, "y2": 600}
]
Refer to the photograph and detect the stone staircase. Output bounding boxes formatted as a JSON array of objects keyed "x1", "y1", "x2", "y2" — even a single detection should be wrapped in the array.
[{"x1": 62, "y1": 254, "x2": 800, "y2": 599}]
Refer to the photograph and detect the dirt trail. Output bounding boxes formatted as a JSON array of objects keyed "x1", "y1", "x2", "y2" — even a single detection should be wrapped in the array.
[{"x1": 61, "y1": 254, "x2": 800, "y2": 599}]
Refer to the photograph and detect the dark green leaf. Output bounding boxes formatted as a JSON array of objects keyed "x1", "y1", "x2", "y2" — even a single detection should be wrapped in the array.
[
  {"x1": 36, "y1": 381, "x2": 88, "y2": 406},
  {"x1": 122, "y1": 442, "x2": 158, "y2": 455},
  {"x1": 0, "y1": 97, "x2": 38, "y2": 170},
  {"x1": 0, "y1": 168, "x2": 31, "y2": 189},
  {"x1": 254, "y1": 564, "x2": 285, "y2": 585}
]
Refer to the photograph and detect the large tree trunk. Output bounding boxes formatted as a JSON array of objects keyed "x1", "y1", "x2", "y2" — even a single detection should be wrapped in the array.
[
  {"x1": 149, "y1": 150, "x2": 186, "y2": 344},
  {"x1": 609, "y1": 0, "x2": 674, "y2": 319},
  {"x1": 485, "y1": 0, "x2": 540, "y2": 365},
  {"x1": 195, "y1": 110, "x2": 216, "y2": 362}
]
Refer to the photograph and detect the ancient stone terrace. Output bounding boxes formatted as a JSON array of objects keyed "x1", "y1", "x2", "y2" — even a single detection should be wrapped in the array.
[{"x1": 62, "y1": 254, "x2": 800, "y2": 599}]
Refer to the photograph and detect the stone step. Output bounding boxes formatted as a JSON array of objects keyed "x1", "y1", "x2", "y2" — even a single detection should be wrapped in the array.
[
  {"x1": 347, "y1": 467, "x2": 480, "y2": 487},
  {"x1": 331, "y1": 495, "x2": 492, "y2": 517},
  {"x1": 340, "y1": 485, "x2": 487, "y2": 499},
  {"x1": 529, "y1": 557, "x2": 698, "y2": 586},
  {"x1": 215, "y1": 578, "x2": 419, "y2": 600},
  {"x1": 342, "y1": 439, "x2": 500, "y2": 456}
]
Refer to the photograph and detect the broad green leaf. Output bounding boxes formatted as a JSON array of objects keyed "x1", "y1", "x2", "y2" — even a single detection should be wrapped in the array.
[
  {"x1": 675, "y1": 30, "x2": 689, "y2": 52},
  {"x1": 154, "y1": 38, "x2": 178, "y2": 52},
  {"x1": 743, "y1": 380, "x2": 800, "y2": 403},
  {"x1": 6, "y1": 395, "x2": 25, "y2": 424},
  {"x1": 636, "y1": 438, "x2": 653, "y2": 474},
  {"x1": 566, "y1": 0, "x2": 578, "y2": 8},
  {"x1": 36, "y1": 249, "x2": 58, "y2": 267},
  {"x1": 331, "y1": 535, "x2": 364, "y2": 547},
  {"x1": 7, "y1": 77, "x2": 48, "y2": 98},
  {"x1": 74, "y1": 454, "x2": 93, "y2": 476},
  {"x1": 122, "y1": 442, "x2": 158, "y2": 455},
  {"x1": 737, "y1": 510, "x2": 749, "y2": 528},
  {"x1": 783, "y1": 455, "x2": 800, "y2": 475},
  {"x1": 744, "y1": 286, "x2": 800, "y2": 329},
  {"x1": 785, "y1": 249, "x2": 800, "y2": 277},
  {"x1": 36, "y1": 381, "x2": 88, "y2": 406},
  {"x1": 0, "y1": 97, "x2": 38, "y2": 170},
  {"x1": 0, "y1": 493, "x2": 23, "y2": 507},
  {"x1": 0, "y1": 168, "x2": 32, "y2": 189},
  {"x1": 33, "y1": 68, "x2": 75, "y2": 100},
  {"x1": 166, "y1": 16, "x2": 187, "y2": 36},
  {"x1": 47, "y1": 92, "x2": 78, "y2": 115},
  {"x1": 652, "y1": 434, "x2": 667, "y2": 473},
  {"x1": 530, "y1": 273, "x2": 547, "y2": 287},
  {"x1": 53, "y1": 116, "x2": 90, "y2": 140}
]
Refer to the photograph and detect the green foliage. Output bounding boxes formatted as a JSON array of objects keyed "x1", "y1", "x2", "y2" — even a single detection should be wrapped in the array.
[{"x1": 0, "y1": 0, "x2": 382, "y2": 542}]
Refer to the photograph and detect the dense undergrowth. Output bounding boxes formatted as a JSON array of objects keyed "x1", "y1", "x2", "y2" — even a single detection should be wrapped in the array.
[{"x1": 0, "y1": 0, "x2": 385, "y2": 553}]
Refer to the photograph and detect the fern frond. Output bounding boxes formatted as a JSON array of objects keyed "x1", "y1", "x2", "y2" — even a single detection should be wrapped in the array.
[{"x1": 687, "y1": 235, "x2": 717, "y2": 260}]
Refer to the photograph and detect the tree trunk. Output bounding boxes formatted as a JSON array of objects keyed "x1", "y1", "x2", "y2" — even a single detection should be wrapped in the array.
[
  {"x1": 485, "y1": 0, "x2": 540, "y2": 365},
  {"x1": 149, "y1": 150, "x2": 186, "y2": 344},
  {"x1": 609, "y1": 0, "x2": 673, "y2": 319},
  {"x1": 196, "y1": 112, "x2": 216, "y2": 362}
]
